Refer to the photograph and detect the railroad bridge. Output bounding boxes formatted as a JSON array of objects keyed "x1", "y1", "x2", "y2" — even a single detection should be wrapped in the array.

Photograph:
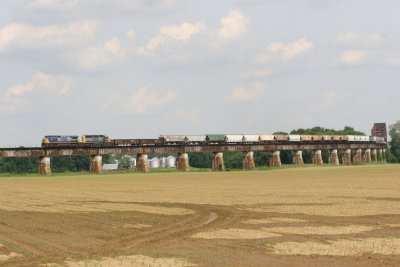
[{"x1": 0, "y1": 142, "x2": 387, "y2": 175}]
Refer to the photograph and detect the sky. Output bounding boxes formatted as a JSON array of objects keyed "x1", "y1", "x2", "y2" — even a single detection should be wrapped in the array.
[{"x1": 0, "y1": 0, "x2": 399, "y2": 146}]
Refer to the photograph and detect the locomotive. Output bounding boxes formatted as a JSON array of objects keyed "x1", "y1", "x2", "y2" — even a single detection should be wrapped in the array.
[{"x1": 41, "y1": 134, "x2": 386, "y2": 147}]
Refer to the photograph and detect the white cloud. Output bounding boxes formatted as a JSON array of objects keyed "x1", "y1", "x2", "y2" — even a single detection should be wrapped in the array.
[
  {"x1": 138, "y1": 21, "x2": 206, "y2": 56},
  {"x1": 323, "y1": 91, "x2": 349, "y2": 109},
  {"x1": 7, "y1": 71, "x2": 74, "y2": 97},
  {"x1": 229, "y1": 83, "x2": 265, "y2": 102},
  {"x1": 335, "y1": 32, "x2": 383, "y2": 47},
  {"x1": 268, "y1": 38, "x2": 314, "y2": 60},
  {"x1": 126, "y1": 87, "x2": 177, "y2": 113},
  {"x1": 126, "y1": 30, "x2": 136, "y2": 39},
  {"x1": 217, "y1": 10, "x2": 249, "y2": 42},
  {"x1": 240, "y1": 69, "x2": 271, "y2": 80},
  {"x1": 2, "y1": 71, "x2": 74, "y2": 114},
  {"x1": 15, "y1": 0, "x2": 185, "y2": 21},
  {"x1": 340, "y1": 50, "x2": 366, "y2": 65},
  {"x1": 78, "y1": 38, "x2": 125, "y2": 70},
  {"x1": 0, "y1": 20, "x2": 98, "y2": 52}
]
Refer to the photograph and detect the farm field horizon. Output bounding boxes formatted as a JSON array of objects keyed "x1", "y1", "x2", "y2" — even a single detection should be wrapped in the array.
[{"x1": 1, "y1": 165, "x2": 400, "y2": 266}]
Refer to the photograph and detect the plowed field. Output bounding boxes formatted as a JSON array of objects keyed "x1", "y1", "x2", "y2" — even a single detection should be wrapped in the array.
[{"x1": 1, "y1": 165, "x2": 399, "y2": 266}]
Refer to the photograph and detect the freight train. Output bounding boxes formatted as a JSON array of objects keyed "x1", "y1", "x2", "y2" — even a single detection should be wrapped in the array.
[{"x1": 41, "y1": 134, "x2": 386, "y2": 147}]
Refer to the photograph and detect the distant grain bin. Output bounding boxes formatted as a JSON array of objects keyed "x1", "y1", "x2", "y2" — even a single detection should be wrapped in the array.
[
  {"x1": 160, "y1": 157, "x2": 167, "y2": 168},
  {"x1": 129, "y1": 158, "x2": 136, "y2": 169},
  {"x1": 149, "y1": 157, "x2": 160, "y2": 168},
  {"x1": 166, "y1": 156, "x2": 176, "y2": 168},
  {"x1": 103, "y1": 164, "x2": 119, "y2": 171}
]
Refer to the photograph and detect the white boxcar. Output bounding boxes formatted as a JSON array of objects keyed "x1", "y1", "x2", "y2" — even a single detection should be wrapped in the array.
[
  {"x1": 185, "y1": 135, "x2": 206, "y2": 143},
  {"x1": 289, "y1": 135, "x2": 301, "y2": 142},
  {"x1": 224, "y1": 135, "x2": 245, "y2": 143},
  {"x1": 243, "y1": 135, "x2": 260, "y2": 143},
  {"x1": 259, "y1": 135, "x2": 275, "y2": 142}
]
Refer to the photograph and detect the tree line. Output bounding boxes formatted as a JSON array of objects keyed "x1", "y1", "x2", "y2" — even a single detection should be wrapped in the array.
[{"x1": 1, "y1": 125, "x2": 399, "y2": 173}]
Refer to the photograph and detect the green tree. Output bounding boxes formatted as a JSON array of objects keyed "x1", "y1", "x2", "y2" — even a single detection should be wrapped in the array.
[{"x1": 389, "y1": 121, "x2": 400, "y2": 162}]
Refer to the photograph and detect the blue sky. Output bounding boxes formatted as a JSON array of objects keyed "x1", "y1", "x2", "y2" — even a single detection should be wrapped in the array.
[{"x1": 0, "y1": 0, "x2": 399, "y2": 146}]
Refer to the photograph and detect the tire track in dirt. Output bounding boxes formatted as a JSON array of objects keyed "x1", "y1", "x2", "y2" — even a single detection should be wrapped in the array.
[{"x1": 109, "y1": 203, "x2": 245, "y2": 252}]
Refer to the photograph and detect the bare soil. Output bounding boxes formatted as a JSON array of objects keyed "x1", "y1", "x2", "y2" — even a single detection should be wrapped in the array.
[{"x1": 0, "y1": 165, "x2": 399, "y2": 266}]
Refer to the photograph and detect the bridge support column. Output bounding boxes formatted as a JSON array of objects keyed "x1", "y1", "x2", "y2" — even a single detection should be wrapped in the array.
[
  {"x1": 312, "y1": 150, "x2": 323, "y2": 165},
  {"x1": 378, "y1": 149, "x2": 383, "y2": 162},
  {"x1": 372, "y1": 149, "x2": 378, "y2": 163},
  {"x1": 136, "y1": 154, "x2": 149, "y2": 172},
  {"x1": 353, "y1": 149, "x2": 363, "y2": 164},
  {"x1": 329, "y1": 149, "x2": 339, "y2": 165},
  {"x1": 342, "y1": 149, "x2": 352, "y2": 166},
  {"x1": 269, "y1": 151, "x2": 282, "y2": 168},
  {"x1": 243, "y1": 151, "x2": 255, "y2": 171},
  {"x1": 38, "y1": 157, "x2": 51, "y2": 176},
  {"x1": 176, "y1": 153, "x2": 190, "y2": 172},
  {"x1": 90, "y1": 155, "x2": 103, "y2": 174},
  {"x1": 212, "y1": 152, "x2": 225, "y2": 171},
  {"x1": 292, "y1": 150, "x2": 304, "y2": 166},
  {"x1": 362, "y1": 149, "x2": 372, "y2": 163}
]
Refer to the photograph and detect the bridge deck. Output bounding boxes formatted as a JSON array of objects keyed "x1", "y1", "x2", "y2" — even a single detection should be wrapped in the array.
[{"x1": 0, "y1": 142, "x2": 387, "y2": 158}]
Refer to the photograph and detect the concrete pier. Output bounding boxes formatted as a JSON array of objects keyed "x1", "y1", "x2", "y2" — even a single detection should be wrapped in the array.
[
  {"x1": 312, "y1": 150, "x2": 323, "y2": 165},
  {"x1": 353, "y1": 149, "x2": 363, "y2": 164},
  {"x1": 90, "y1": 155, "x2": 102, "y2": 174},
  {"x1": 363, "y1": 149, "x2": 372, "y2": 163},
  {"x1": 38, "y1": 157, "x2": 51, "y2": 175},
  {"x1": 269, "y1": 151, "x2": 282, "y2": 168},
  {"x1": 342, "y1": 149, "x2": 352, "y2": 166},
  {"x1": 212, "y1": 152, "x2": 225, "y2": 171},
  {"x1": 329, "y1": 149, "x2": 340, "y2": 165},
  {"x1": 243, "y1": 151, "x2": 256, "y2": 171},
  {"x1": 176, "y1": 153, "x2": 190, "y2": 172},
  {"x1": 136, "y1": 154, "x2": 149, "y2": 172},
  {"x1": 372, "y1": 149, "x2": 378, "y2": 163},
  {"x1": 292, "y1": 150, "x2": 304, "y2": 166}
]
